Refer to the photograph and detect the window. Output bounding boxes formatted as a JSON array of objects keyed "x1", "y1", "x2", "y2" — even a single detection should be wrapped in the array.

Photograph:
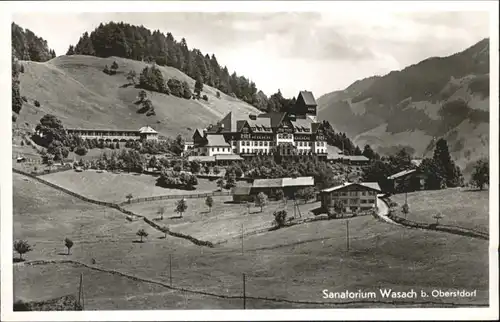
[
  {"x1": 350, "y1": 191, "x2": 357, "y2": 196},
  {"x1": 259, "y1": 141, "x2": 263, "y2": 146},
  {"x1": 217, "y1": 147, "x2": 220, "y2": 152}
]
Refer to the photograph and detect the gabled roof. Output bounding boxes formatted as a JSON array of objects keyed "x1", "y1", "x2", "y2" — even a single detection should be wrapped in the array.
[
  {"x1": 206, "y1": 134, "x2": 230, "y2": 147},
  {"x1": 247, "y1": 118, "x2": 272, "y2": 132},
  {"x1": 139, "y1": 126, "x2": 158, "y2": 134},
  {"x1": 252, "y1": 176, "x2": 315, "y2": 188},
  {"x1": 218, "y1": 112, "x2": 238, "y2": 132},
  {"x1": 321, "y1": 182, "x2": 382, "y2": 193},
  {"x1": 258, "y1": 112, "x2": 287, "y2": 128},
  {"x1": 232, "y1": 183, "x2": 252, "y2": 196},
  {"x1": 298, "y1": 91, "x2": 317, "y2": 106},
  {"x1": 194, "y1": 128, "x2": 205, "y2": 138},
  {"x1": 252, "y1": 178, "x2": 283, "y2": 189},
  {"x1": 290, "y1": 118, "x2": 313, "y2": 132},
  {"x1": 387, "y1": 169, "x2": 417, "y2": 180}
]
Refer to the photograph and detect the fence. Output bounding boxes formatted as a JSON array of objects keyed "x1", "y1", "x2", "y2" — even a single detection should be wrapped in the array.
[
  {"x1": 19, "y1": 257, "x2": 488, "y2": 310},
  {"x1": 120, "y1": 190, "x2": 232, "y2": 205},
  {"x1": 12, "y1": 168, "x2": 215, "y2": 248},
  {"x1": 385, "y1": 198, "x2": 488, "y2": 240}
]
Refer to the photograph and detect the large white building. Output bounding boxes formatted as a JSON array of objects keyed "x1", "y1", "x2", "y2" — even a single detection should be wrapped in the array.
[{"x1": 185, "y1": 91, "x2": 328, "y2": 158}]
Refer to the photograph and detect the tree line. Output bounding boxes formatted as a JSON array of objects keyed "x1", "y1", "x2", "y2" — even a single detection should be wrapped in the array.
[
  {"x1": 361, "y1": 138, "x2": 464, "y2": 192},
  {"x1": 12, "y1": 22, "x2": 56, "y2": 62}
]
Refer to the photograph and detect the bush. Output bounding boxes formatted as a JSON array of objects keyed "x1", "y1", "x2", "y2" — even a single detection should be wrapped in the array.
[
  {"x1": 74, "y1": 146, "x2": 88, "y2": 156},
  {"x1": 273, "y1": 210, "x2": 288, "y2": 228},
  {"x1": 22, "y1": 96, "x2": 27, "y2": 102},
  {"x1": 202, "y1": 94, "x2": 208, "y2": 101},
  {"x1": 216, "y1": 91, "x2": 221, "y2": 99},
  {"x1": 12, "y1": 114, "x2": 17, "y2": 122},
  {"x1": 34, "y1": 100, "x2": 40, "y2": 107}
]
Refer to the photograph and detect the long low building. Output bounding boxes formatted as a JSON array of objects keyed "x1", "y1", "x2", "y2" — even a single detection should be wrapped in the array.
[
  {"x1": 320, "y1": 182, "x2": 382, "y2": 214},
  {"x1": 231, "y1": 176, "x2": 315, "y2": 202},
  {"x1": 66, "y1": 126, "x2": 159, "y2": 141}
]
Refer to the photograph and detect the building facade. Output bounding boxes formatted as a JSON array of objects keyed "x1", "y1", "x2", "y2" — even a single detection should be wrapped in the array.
[
  {"x1": 320, "y1": 182, "x2": 382, "y2": 214},
  {"x1": 66, "y1": 126, "x2": 159, "y2": 141},
  {"x1": 185, "y1": 91, "x2": 328, "y2": 158}
]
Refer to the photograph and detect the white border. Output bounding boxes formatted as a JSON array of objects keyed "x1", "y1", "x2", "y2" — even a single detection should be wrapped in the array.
[{"x1": 1, "y1": 1, "x2": 498, "y2": 321}]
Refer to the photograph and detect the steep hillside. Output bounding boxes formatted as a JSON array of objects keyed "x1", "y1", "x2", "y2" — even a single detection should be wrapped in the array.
[
  {"x1": 15, "y1": 55, "x2": 260, "y2": 138},
  {"x1": 318, "y1": 38, "x2": 490, "y2": 176}
]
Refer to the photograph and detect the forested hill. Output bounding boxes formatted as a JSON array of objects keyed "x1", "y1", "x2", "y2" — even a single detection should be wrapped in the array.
[
  {"x1": 12, "y1": 22, "x2": 56, "y2": 62},
  {"x1": 67, "y1": 21, "x2": 269, "y2": 110}
]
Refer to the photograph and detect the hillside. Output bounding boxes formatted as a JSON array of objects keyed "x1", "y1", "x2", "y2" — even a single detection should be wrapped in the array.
[
  {"x1": 317, "y1": 38, "x2": 490, "y2": 176},
  {"x1": 15, "y1": 55, "x2": 261, "y2": 138}
]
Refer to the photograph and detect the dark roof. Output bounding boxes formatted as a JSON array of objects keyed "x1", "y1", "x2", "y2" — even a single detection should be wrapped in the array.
[
  {"x1": 298, "y1": 91, "x2": 317, "y2": 106},
  {"x1": 218, "y1": 112, "x2": 238, "y2": 132},
  {"x1": 258, "y1": 112, "x2": 287, "y2": 128}
]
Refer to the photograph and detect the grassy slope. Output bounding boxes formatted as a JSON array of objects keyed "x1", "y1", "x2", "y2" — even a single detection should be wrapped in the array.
[
  {"x1": 16, "y1": 55, "x2": 260, "y2": 138},
  {"x1": 14, "y1": 173, "x2": 489, "y2": 308},
  {"x1": 39, "y1": 170, "x2": 218, "y2": 203},
  {"x1": 390, "y1": 188, "x2": 489, "y2": 233}
]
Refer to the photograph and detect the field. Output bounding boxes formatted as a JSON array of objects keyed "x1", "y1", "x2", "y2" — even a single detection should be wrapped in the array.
[
  {"x1": 15, "y1": 55, "x2": 260, "y2": 138},
  {"x1": 125, "y1": 197, "x2": 321, "y2": 243},
  {"x1": 391, "y1": 188, "x2": 489, "y2": 233},
  {"x1": 39, "y1": 170, "x2": 218, "y2": 203},
  {"x1": 13, "y1": 171, "x2": 489, "y2": 309}
]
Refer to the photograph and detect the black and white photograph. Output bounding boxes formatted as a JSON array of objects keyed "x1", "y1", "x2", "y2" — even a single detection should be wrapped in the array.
[{"x1": 1, "y1": 1, "x2": 498, "y2": 321}]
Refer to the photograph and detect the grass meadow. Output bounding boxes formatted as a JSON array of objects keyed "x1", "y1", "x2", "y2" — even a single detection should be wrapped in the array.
[
  {"x1": 13, "y1": 172, "x2": 489, "y2": 309},
  {"x1": 391, "y1": 188, "x2": 489, "y2": 233},
  {"x1": 39, "y1": 170, "x2": 218, "y2": 203}
]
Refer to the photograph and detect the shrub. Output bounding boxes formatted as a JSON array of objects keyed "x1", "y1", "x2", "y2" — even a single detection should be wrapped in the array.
[
  {"x1": 273, "y1": 210, "x2": 288, "y2": 228},
  {"x1": 34, "y1": 100, "x2": 40, "y2": 107},
  {"x1": 21, "y1": 96, "x2": 27, "y2": 102},
  {"x1": 12, "y1": 114, "x2": 17, "y2": 122},
  {"x1": 216, "y1": 91, "x2": 221, "y2": 99},
  {"x1": 202, "y1": 94, "x2": 208, "y2": 101},
  {"x1": 74, "y1": 146, "x2": 88, "y2": 156}
]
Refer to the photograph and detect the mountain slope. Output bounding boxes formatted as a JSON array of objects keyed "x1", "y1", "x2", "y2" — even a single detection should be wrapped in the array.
[
  {"x1": 318, "y1": 38, "x2": 490, "y2": 177},
  {"x1": 15, "y1": 55, "x2": 260, "y2": 138}
]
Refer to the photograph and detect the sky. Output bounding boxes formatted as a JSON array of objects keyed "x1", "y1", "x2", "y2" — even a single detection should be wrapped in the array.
[{"x1": 12, "y1": 10, "x2": 490, "y2": 98}]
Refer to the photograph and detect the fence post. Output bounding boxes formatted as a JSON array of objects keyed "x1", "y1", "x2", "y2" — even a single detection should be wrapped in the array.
[
  {"x1": 243, "y1": 273, "x2": 246, "y2": 309},
  {"x1": 169, "y1": 254, "x2": 173, "y2": 287}
]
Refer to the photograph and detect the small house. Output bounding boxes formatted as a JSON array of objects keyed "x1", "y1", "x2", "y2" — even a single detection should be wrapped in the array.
[
  {"x1": 387, "y1": 168, "x2": 426, "y2": 193},
  {"x1": 320, "y1": 182, "x2": 382, "y2": 214}
]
